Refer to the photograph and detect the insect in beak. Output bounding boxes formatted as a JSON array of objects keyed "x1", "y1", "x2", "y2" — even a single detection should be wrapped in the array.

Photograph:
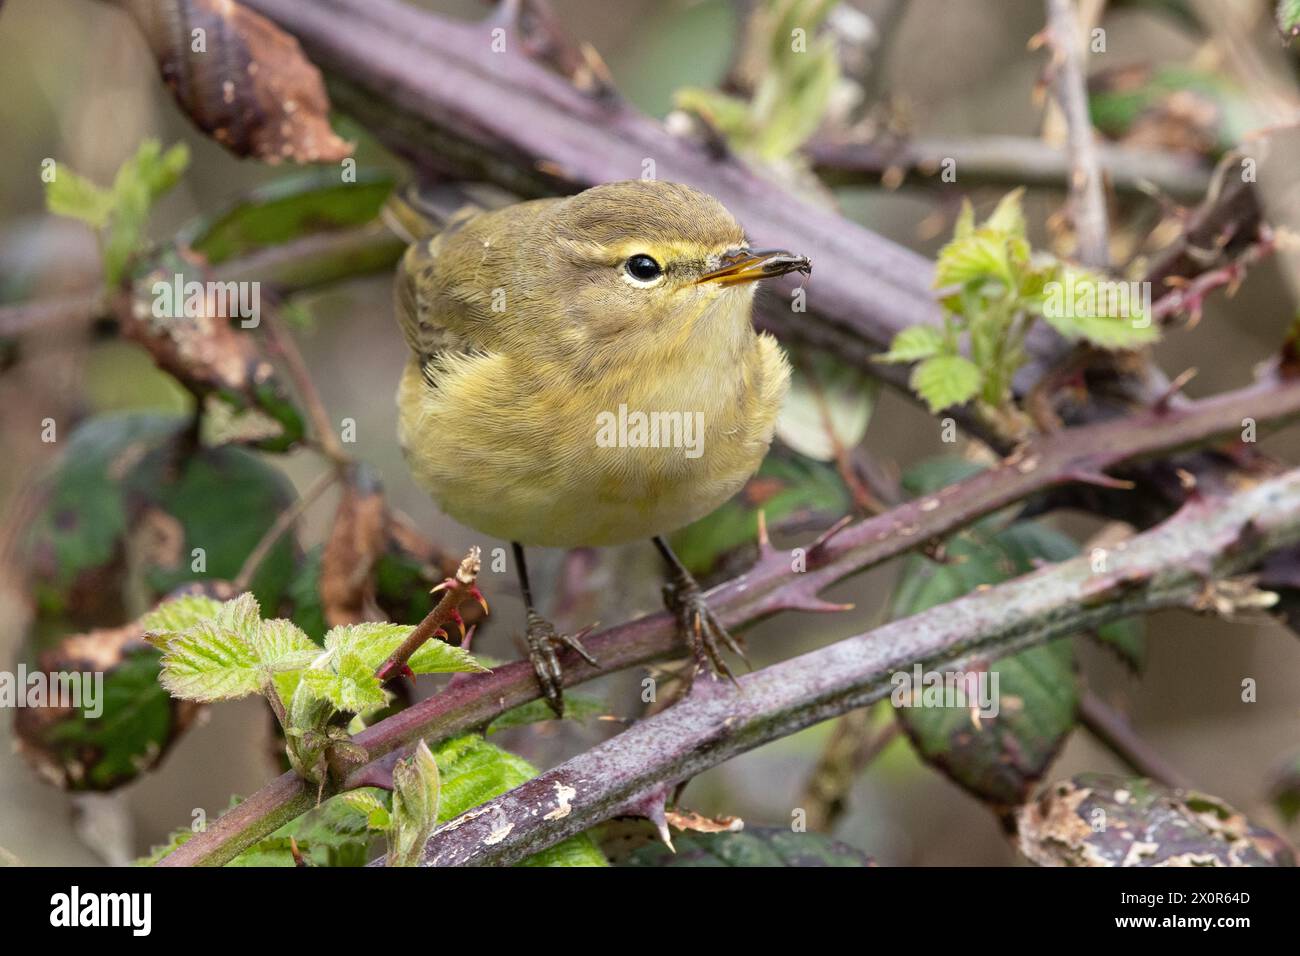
[{"x1": 697, "y1": 248, "x2": 812, "y2": 286}]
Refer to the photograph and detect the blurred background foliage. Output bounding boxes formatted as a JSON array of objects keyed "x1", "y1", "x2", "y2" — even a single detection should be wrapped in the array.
[{"x1": 1, "y1": 0, "x2": 1299, "y2": 866}]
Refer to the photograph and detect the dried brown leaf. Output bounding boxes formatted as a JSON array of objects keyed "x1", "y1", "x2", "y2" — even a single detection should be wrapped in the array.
[{"x1": 117, "y1": 0, "x2": 353, "y2": 164}]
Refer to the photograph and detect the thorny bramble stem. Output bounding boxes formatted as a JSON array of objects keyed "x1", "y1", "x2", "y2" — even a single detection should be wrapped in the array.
[{"x1": 157, "y1": 374, "x2": 1300, "y2": 866}]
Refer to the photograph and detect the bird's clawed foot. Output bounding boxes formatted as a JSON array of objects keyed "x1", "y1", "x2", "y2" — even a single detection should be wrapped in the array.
[
  {"x1": 525, "y1": 609, "x2": 598, "y2": 717},
  {"x1": 662, "y1": 565, "x2": 747, "y2": 683}
]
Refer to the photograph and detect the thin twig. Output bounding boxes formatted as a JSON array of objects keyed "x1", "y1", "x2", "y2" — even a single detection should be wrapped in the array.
[
  {"x1": 0, "y1": 225, "x2": 401, "y2": 344},
  {"x1": 1151, "y1": 228, "x2": 1277, "y2": 328},
  {"x1": 1041, "y1": 0, "x2": 1111, "y2": 268},
  {"x1": 262, "y1": 306, "x2": 350, "y2": 467},
  {"x1": 1078, "y1": 690, "x2": 1196, "y2": 790},
  {"x1": 232, "y1": 469, "x2": 339, "y2": 592},
  {"x1": 806, "y1": 135, "x2": 1211, "y2": 201},
  {"x1": 800, "y1": 708, "x2": 901, "y2": 832}
]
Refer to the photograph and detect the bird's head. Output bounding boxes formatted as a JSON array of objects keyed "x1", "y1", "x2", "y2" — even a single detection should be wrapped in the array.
[{"x1": 537, "y1": 181, "x2": 810, "y2": 356}]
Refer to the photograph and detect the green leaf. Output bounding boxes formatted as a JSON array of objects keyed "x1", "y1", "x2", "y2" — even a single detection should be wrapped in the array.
[
  {"x1": 231, "y1": 794, "x2": 375, "y2": 867},
  {"x1": 1018, "y1": 774, "x2": 1296, "y2": 867},
  {"x1": 157, "y1": 599, "x2": 317, "y2": 703},
  {"x1": 212, "y1": 592, "x2": 261, "y2": 641},
  {"x1": 158, "y1": 619, "x2": 263, "y2": 702},
  {"x1": 875, "y1": 325, "x2": 946, "y2": 364},
  {"x1": 116, "y1": 139, "x2": 190, "y2": 200},
  {"x1": 752, "y1": 37, "x2": 839, "y2": 161},
  {"x1": 432, "y1": 735, "x2": 607, "y2": 867},
  {"x1": 387, "y1": 741, "x2": 441, "y2": 867},
  {"x1": 984, "y1": 187, "x2": 1027, "y2": 237},
  {"x1": 1281, "y1": 0, "x2": 1300, "y2": 39},
  {"x1": 249, "y1": 618, "x2": 320, "y2": 673},
  {"x1": 673, "y1": 87, "x2": 755, "y2": 140},
  {"x1": 620, "y1": 828, "x2": 871, "y2": 867},
  {"x1": 952, "y1": 199, "x2": 976, "y2": 240},
  {"x1": 933, "y1": 190, "x2": 1029, "y2": 293},
  {"x1": 136, "y1": 824, "x2": 196, "y2": 866},
  {"x1": 1034, "y1": 266, "x2": 1160, "y2": 349},
  {"x1": 321, "y1": 622, "x2": 414, "y2": 669},
  {"x1": 44, "y1": 140, "x2": 190, "y2": 286},
  {"x1": 488, "y1": 694, "x2": 608, "y2": 734},
  {"x1": 408, "y1": 638, "x2": 489, "y2": 675},
  {"x1": 178, "y1": 171, "x2": 395, "y2": 265},
  {"x1": 45, "y1": 168, "x2": 114, "y2": 229},
  {"x1": 321, "y1": 621, "x2": 485, "y2": 676},
  {"x1": 909, "y1": 354, "x2": 982, "y2": 412},
  {"x1": 934, "y1": 233, "x2": 1014, "y2": 290},
  {"x1": 340, "y1": 790, "x2": 392, "y2": 831},
  {"x1": 140, "y1": 593, "x2": 225, "y2": 647},
  {"x1": 300, "y1": 651, "x2": 387, "y2": 715},
  {"x1": 673, "y1": 0, "x2": 838, "y2": 162}
]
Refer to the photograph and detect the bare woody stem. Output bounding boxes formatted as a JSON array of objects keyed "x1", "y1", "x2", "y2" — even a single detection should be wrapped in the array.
[
  {"x1": 1040, "y1": 0, "x2": 1111, "y2": 269},
  {"x1": 399, "y1": 467, "x2": 1300, "y2": 866},
  {"x1": 262, "y1": 306, "x2": 351, "y2": 467},
  {"x1": 156, "y1": 372, "x2": 1300, "y2": 866},
  {"x1": 1078, "y1": 690, "x2": 1195, "y2": 790},
  {"x1": 806, "y1": 135, "x2": 1211, "y2": 201},
  {"x1": 233, "y1": 469, "x2": 339, "y2": 592}
]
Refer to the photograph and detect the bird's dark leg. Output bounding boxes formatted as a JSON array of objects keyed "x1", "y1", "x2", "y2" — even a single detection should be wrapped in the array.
[
  {"x1": 653, "y1": 535, "x2": 748, "y2": 681},
  {"x1": 513, "y1": 541, "x2": 597, "y2": 717}
]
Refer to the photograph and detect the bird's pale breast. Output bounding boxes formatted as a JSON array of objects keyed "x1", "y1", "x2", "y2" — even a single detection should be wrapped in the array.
[{"x1": 397, "y1": 332, "x2": 789, "y2": 547}]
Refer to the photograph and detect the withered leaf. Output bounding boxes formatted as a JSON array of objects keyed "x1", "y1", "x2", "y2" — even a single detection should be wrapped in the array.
[
  {"x1": 1017, "y1": 774, "x2": 1295, "y2": 867},
  {"x1": 320, "y1": 465, "x2": 387, "y2": 628},
  {"x1": 115, "y1": 0, "x2": 353, "y2": 164},
  {"x1": 14, "y1": 621, "x2": 200, "y2": 791}
]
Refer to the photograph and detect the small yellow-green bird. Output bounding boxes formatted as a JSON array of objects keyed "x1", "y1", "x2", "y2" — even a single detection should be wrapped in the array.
[{"x1": 391, "y1": 179, "x2": 809, "y2": 713}]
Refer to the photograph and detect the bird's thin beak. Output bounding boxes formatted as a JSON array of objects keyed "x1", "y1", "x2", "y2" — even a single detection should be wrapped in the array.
[{"x1": 697, "y1": 248, "x2": 812, "y2": 286}]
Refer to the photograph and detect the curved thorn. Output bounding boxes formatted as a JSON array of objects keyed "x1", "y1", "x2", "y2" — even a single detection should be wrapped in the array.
[
  {"x1": 1068, "y1": 470, "x2": 1137, "y2": 491},
  {"x1": 808, "y1": 514, "x2": 855, "y2": 562}
]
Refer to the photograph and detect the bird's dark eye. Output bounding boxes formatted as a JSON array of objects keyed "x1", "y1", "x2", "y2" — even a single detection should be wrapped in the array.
[{"x1": 625, "y1": 254, "x2": 663, "y2": 282}]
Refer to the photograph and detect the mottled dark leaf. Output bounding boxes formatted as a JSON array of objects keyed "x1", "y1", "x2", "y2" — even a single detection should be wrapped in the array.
[
  {"x1": 123, "y1": 256, "x2": 305, "y2": 452},
  {"x1": 1018, "y1": 774, "x2": 1295, "y2": 867},
  {"x1": 16, "y1": 412, "x2": 297, "y2": 790},
  {"x1": 14, "y1": 623, "x2": 198, "y2": 791},
  {"x1": 889, "y1": 466, "x2": 1081, "y2": 808},
  {"x1": 287, "y1": 546, "x2": 328, "y2": 642},
  {"x1": 488, "y1": 694, "x2": 608, "y2": 734}
]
